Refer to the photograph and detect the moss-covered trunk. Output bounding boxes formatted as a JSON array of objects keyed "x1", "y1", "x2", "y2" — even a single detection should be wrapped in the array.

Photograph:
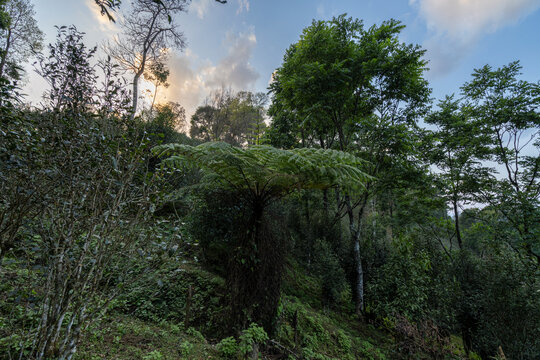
[{"x1": 227, "y1": 199, "x2": 285, "y2": 335}]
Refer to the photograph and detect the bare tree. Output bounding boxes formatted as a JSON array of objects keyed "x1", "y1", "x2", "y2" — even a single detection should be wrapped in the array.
[
  {"x1": 93, "y1": 0, "x2": 228, "y2": 23},
  {"x1": 0, "y1": 0, "x2": 43, "y2": 80},
  {"x1": 107, "y1": 0, "x2": 188, "y2": 119}
]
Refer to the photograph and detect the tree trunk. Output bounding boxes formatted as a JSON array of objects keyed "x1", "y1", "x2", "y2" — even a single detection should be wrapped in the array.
[
  {"x1": 131, "y1": 71, "x2": 143, "y2": 120},
  {"x1": 322, "y1": 189, "x2": 329, "y2": 220},
  {"x1": 0, "y1": 28, "x2": 12, "y2": 79},
  {"x1": 453, "y1": 198, "x2": 463, "y2": 250},
  {"x1": 345, "y1": 193, "x2": 368, "y2": 315},
  {"x1": 352, "y1": 227, "x2": 364, "y2": 314},
  {"x1": 227, "y1": 199, "x2": 285, "y2": 335},
  {"x1": 150, "y1": 84, "x2": 159, "y2": 111},
  {"x1": 303, "y1": 193, "x2": 312, "y2": 270}
]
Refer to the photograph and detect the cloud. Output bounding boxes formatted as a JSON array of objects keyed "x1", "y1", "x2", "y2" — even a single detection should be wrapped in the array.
[
  {"x1": 316, "y1": 4, "x2": 325, "y2": 17},
  {"x1": 411, "y1": 0, "x2": 540, "y2": 75},
  {"x1": 156, "y1": 30, "x2": 259, "y2": 120},
  {"x1": 85, "y1": 0, "x2": 118, "y2": 33},
  {"x1": 412, "y1": 0, "x2": 540, "y2": 41},
  {"x1": 203, "y1": 30, "x2": 259, "y2": 88},
  {"x1": 190, "y1": 0, "x2": 212, "y2": 19},
  {"x1": 237, "y1": 0, "x2": 250, "y2": 14}
]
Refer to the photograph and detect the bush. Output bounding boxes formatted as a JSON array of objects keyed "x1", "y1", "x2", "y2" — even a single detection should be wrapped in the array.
[
  {"x1": 238, "y1": 323, "x2": 269, "y2": 356},
  {"x1": 217, "y1": 337, "x2": 238, "y2": 359},
  {"x1": 119, "y1": 263, "x2": 227, "y2": 337},
  {"x1": 366, "y1": 235, "x2": 433, "y2": 321}
]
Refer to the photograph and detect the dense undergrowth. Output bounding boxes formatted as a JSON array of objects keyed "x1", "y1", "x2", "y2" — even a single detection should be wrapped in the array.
[{"x1": 71, "y1": 253, "x2": 472, "y2": 360}]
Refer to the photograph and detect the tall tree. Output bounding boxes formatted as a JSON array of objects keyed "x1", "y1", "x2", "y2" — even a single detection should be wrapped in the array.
[
  {"x1": 0, "y1": 0, "x2": 9, "y2": 31},
  {"x1": 425, "y1": 96, "x2": 490, "y2": 249},
  {"x1": 461, "y1": 61, "x2": 540, "y2": 263},
  {"x1": 107, "y1": 0, "x2": 188, "y2": 118},
  {"x1": 190, "y1": 88, "x2": 268, "y2": 147},
  {"x1": 0, "y1": 0, "x2": 43, "y2": 80},
  {"x1": 268, "y1": 15, "x2": 430, "y2": 314},
  {"x1": 154, "y1": 142, "x2": 370, "y2": 333}
]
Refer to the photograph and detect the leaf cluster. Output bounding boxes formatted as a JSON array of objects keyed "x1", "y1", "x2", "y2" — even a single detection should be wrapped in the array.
[{"x1": 153, "y1": 142, "x2": 371, "y2": 203}]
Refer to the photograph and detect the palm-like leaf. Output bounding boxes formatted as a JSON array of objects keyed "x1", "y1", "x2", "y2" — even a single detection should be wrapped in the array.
[{"x1": 153, "y1": 142, "x2": 371, "y2": 200}]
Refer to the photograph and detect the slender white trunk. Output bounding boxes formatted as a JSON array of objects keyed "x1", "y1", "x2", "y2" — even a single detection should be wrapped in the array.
[
  {"x1": 131, "y1": 72, "x2": 142, "y2": 120},
  {"x1": 345, "y1": 193, "x2": 367, "y2": 315},
  {"x1": 353, "y1": 229, "x2": 364, "y2": 313}
]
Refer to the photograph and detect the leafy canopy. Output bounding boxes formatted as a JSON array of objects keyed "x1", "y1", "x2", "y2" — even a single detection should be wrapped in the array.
[{"x1": 153, "y1": 142, "x2": 370, "y2": 202}]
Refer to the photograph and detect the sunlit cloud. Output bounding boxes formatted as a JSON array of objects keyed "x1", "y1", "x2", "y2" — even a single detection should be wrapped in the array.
[
  {"x1": 204, "y1": 30, "x2": 258, "y2": 88},
  {"x1": 411, "y1": 0, "x2": 540, "y2": 75},
  {"x1": 157, "y1": 30, "x2": 259, "y2": 121}
]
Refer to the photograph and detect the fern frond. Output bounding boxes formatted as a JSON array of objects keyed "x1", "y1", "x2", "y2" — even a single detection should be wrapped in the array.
[{"x1": 153, "y1": 142, "x2": 371, "y2": 198}]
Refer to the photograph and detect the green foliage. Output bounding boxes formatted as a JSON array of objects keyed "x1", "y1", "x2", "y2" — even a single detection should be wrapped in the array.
[
  {"x1": 451, "y1": 250, "x2": 540, "y2": 359},
  {"x1": 238, "y1": 323, "x2": 269, "y2": 357},
  {"x1": 0, "y1": 0, "x2": 44, "y2": 81},
  {"x1": 142, "y1": 350, "x2": 164, "y2": 360},
  {"x1": 179, "y1": 341, "x2": 194, "y2": 357},
  {"x1": 311, "y1": 239, "x2": 350, "y2": 308},
  {"x1": 1, "y1": 6, "x2": 538, "y2": 359},
  {"x1": 461, "y1": 61, "x2": 540, "y2": 263},
  {"x1": 215, "y1": 324, "x2": 268, "y2": 359},
  {"x1": 0, "y1": 0, "x2": 9, "y2": 30},
  {"x1": 0, "y1": 25, "x2": 155, "y2": 359},
  {"x1": 275, "y1": 296, "x2": 388, "y2": 360},
  {"x1": 141, "y1": 101, "x2": 188, "y2": 145},
  {"x1": 366, "y1": 235, "x2": 433, "y2": 321},
  {"x1": 154, "y1": 142, "x2": 370, "y2": 197},
  {"x1": 268, "y1": 14, "x2": 430, "y2": 150},
  {"x1": 119, "y1": 262, "x2": 227, "y2": 336},
  {"x1": 154, "y1": 141, "x2": 370, "y2": 333},
  {"x1": 190, "y1": 89, "x2": 268, "y2": 146},
  {"x1": 217, "y1": 337, "x2": 238, "y2": 359},
  {"x1": 186, "y1": 188, "x2": 244, "y2": 275},
  {"x1": 74, "y1": 314, "x2": 218, "y2": 360}
]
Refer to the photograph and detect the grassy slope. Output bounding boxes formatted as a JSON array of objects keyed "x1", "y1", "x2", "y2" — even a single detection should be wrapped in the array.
[{"x1": 74, "y1": 261, "x2": 470, "y2": 360}]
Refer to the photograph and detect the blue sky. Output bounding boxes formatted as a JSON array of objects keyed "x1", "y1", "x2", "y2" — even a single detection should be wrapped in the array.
[{"x1": 25, "y1": 0, "x2": 540, "y2": 118}]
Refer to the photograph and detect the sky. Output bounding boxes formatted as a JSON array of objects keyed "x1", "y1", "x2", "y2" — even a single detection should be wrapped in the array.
[{"x1": 23, "y1": 0, "x2": 540, "y2": 119}]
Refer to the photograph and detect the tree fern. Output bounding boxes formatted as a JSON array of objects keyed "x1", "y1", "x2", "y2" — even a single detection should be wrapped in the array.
[
  {"x1": 152, "y1": 141, "x2": 371, "y2": 333},
  {"x1": 153, "y1": 142, "x2": 370, "y2": 200}
]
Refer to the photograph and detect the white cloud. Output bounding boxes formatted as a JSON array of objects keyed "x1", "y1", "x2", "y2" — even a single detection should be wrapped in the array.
[
  {"x1": 412, "y1": 0, "x2": 540, "y2": 41},
  {"x1": 85, "y1": 0, "x2": 118, "y2": 33},
  {"x1": 411, "y1": 0, "x2": 540, "y2": 75},
  {"x1": 157, "y1": 29, "x2": 259, "y2": 120},
  {"x1": 316, "y1": 4, "x2": 325, "y2": 17},
  {"x1": 190, "y1": 0, "x2": 212, "y2": 19},
  {"x1": 204, "y1": 30, "x2": 259, "y2": 88},
  {"x1": 237, "y1": 0, "x2": 250, "y2": 14}
]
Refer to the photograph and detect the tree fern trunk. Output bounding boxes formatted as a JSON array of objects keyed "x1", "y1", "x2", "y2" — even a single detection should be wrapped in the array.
[{"x1": 227, "y1": 199, "x2": 285, "y2": 335}]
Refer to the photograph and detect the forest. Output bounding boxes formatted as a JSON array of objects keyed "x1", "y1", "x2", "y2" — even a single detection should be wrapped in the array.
[{"x1": 0, "y1": 0, "x2": 539, "y2": 359}]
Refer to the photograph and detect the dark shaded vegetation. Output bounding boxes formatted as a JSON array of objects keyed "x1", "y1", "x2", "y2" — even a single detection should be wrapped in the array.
[{"x1": 0, "y1": 3, "x2": 539, "y2": 360}]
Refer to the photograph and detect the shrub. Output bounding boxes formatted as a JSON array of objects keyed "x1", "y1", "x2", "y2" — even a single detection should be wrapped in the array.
[{"x1": 217, "y1": 337, "x2": 238, "y2": 359}]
